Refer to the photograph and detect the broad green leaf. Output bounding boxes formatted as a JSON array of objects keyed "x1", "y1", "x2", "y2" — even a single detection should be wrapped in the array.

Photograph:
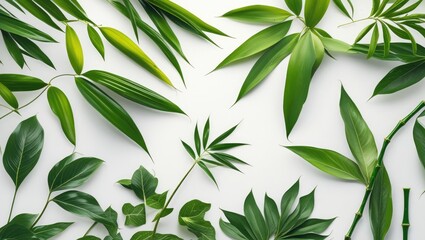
[
  {"x1": 99, "y1": 27, "x2": 172, "y2": 86},
  {"x1": 153, "y1": 208, "x2": 173, "y2": 221},
  {"x1": 285, "y1": 0, "x2": 302, "y2": 15},
  {"x1": 0, "y1": 74, "x2": 47, "y2": 91},
  {"x1": 2, "y1": 31, "x2": 25, "y2": 68},
  {"x1": 369, "y1": 167, "x2": 393, "y2": 240},
  {"x1": 340, "y1": 86, "x2": 377, "y2": 181},
  {"x1": 146, "y1": 191, "x2": 168, "y2": 209},
  {"x1": 0, "y1": 224, "x2": 35, "y2": 239},
  {"x1": 215, "y1": 21, "x2": 292, "y2": 70},
  {"x1": 145, "y1": 0, "x2": 227, "y2": 36},
  {"x1": 222, "y1": 5, "x2": 292, "y2": 24},
  {"x1": 12, "y1": 34, "x2": 55, "y2": 68},
  {"x1": 9, "y1": 213, "x2": 37, "y2": 228},
  {"x1": 87, "y1": 25, "x2": 105, "y2": 59},
  {"x1": 122, "y1": 203, "x2": 146, "y2": 227},
  {"x1": 304, "y1": 0, "x2": 330, "y2": 27},
  {"x1": 0, "y1": 13, "x2": 56, "y2": 42},
  {"x1": 131, "y1": 166, "x2": 158, "y2": 201},
  {"x1": 279, "y1": 180, "x2": 300, "y2": 230},
  {"x1": 47, "y1": 87, "x2": 76, "y2": 145},
  {"x1": 222, "y1": 211, "x2": 256, "y2": 239},
  {"x1": 284, "y1": 31, "x2": 316, "y2": 137},
  {"x1": 102, "y1": 207, "x2": 120, "y2": 236},
  {"x1": 48, "y1": 157, "x2": 103, "y2": 192},
  {"x1": 244, "y1": 192, "x2": 268, "y2": 240},
  {"x1": 75, "y1": 77, "x2": 149, "y2": 154},
  {"x1": 372, "y1": 60, "x2": 425, "y2": 96},
  {"x1": 131, "y1": 231, "x2": 182, "y2": 240},
  {"x1": 3, "y1": 116, "x2": 44, "y2": 189},
  {"x1": 66, "y1": 25, "x2": 84, "y2": 74},
  {"x1": 0, "y1": 82, "x2": 18, "y2": 108},
  {"x1": 33, "y1": 222, "x2": 73, "y2": 240},
  {"x1": 264, "y1": 194, "x2": 279, "y2": 237},
  {"x1": 280, "y1": 190, "x2": 315, "y2": 234},
  {"x1": 286, "y1": 146, "x2": 366, "y2": 183},
  {"x1": 368, "y1": 24, "x2": 379, "y2": 58},
  {"x1": 179, "y1": 200, "x2": 215, "y2": 240},
  {"x1": 414, "y1": 111, "x2": 425, "y2": 168},
  {"x1": 289, "y1": 218, "x2": 334, "y2": 236},
  {"x1": 236, "y1": 33, "x2": 298, "y2": 101},
  {"x1": 15, "y1": 0, "x2": 62, "y2": 30},
  {"x1": 82, "y1": 70, "x2": 184, "y2": 114}
]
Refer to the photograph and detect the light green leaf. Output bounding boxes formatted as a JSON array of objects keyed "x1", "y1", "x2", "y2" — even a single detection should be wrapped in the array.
[
  {"x1": 286, "y1": 146, "x2": 366, "y2": 183},
  {"x1": 66, "y1": 25, "x2": 84, "y2": 74},
  {"x1": 122, "y1": 203, "x2": 146, "y2": 227},
  {"x1": 222, "y1": 5, "x2": 292, "y2": 24},
  {"x1": 368, "y1": 24, "x2": 379, "y2": 58},
  {"x1": 47, "y1": 87, "x2": 76, "y2": 145},
  {"x1": 304, "y1": 0, "x2": 330, "y2": 27},
  {"x1": 3, "y1": 116, "x2": 44, "y2": 189},
  {"x1": 285, "y1": 0, "x2": 302, "y2": 15},
  {"x1": 0, "y1": 82, "x2": 18, "y2": 108}
]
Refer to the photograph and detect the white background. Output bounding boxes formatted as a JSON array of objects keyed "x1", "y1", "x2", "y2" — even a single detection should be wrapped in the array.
[{"x1": 1, "y1": 0, "x2": 425, "y2": 239}]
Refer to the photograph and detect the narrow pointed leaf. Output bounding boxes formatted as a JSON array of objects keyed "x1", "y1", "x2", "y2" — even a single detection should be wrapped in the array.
[
  {"x1": 123, "y1": 0, "x2": 140, "y2": 41},
  {"x1": 15, "y1": 0, "x2": 62, "y2": 30},
  {"x1": 413, "y1": 111, "x2": 425, "y2": 168},
  {"x1": 222, "y1": 5, "x2": 292, "y2": 24},
  {"x1": 66, "y1": 25, "x2": 83, "y2": 74},
  {"x1": 12, "y1": 34, "x2": 55, "y2": 68},
  {"x1": 0, "y1": 13, "x2": 56, "y2": 42},
  {"x1": 33, "y1": 0, "x2": 67, "y2": 21},
  {"x1": 0, "y1": 82, "x2": 18, "y2": 108},
  {"x1": 368, "y1": 24, "x2": 379, "y2": 58},
  {"x1": 202, "y1": 118, "x2": 210, "y2": 149},
  {"x1": 2, "y1": 31, "x2": 25, "y2": 68},
  {"x1": 87, "y1": 25, "x2": 105, "y2": 59},
  {"x1": 304, "y1": 0, "x2": 330, "y2": 27},
  {"x1": 264, "y1": 194, "x2": 279, "y2": 236},
  {"x1": 244, "y1": 192, "x2": 268, "y2": 239},
  {"x1": 0, "y1": 74, "x2": 47, "y2": 91},
  {"x1": 285, "y1": 0, "x2": 302, "y2": 15}
]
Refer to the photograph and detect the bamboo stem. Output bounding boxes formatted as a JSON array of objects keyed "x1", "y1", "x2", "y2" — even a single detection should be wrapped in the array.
[
  {"x1": 345, "y1": 101, "x2": 425, "y2": 240},
  {"x1": 402, "y1": 188, "x2": 410, "y2": 240}
]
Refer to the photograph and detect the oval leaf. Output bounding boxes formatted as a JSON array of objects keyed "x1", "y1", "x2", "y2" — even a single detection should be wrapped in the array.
[
  {"x1": 304, "y1": 0, "x2": 330, "y2": 27},
  {"x1": 66, "y1": 25, "x2": 84, "y2": 74},
  {"x1": 0, "y1": 74, "x2": 47, "y2": 91},
  {"x1": 222, "y1": 5, "x2": 292, "y2": 24},
  {"x1": 0, "y1": 82, "x2": 18, "y2": 108}
]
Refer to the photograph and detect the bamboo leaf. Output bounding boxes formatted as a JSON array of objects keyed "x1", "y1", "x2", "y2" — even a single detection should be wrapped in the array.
[
  {"x1": 194, "y1": 124, "x2": 201, "y2": 155},
  {"x1": 52, "y1": 0, "x2": 91, "y2": 22},
  {"x1": 87, "y1": 25, "x2": 105, "y2": 59},
  {"x1": 355, "y1": 24, "x2": 375, "y2": 43},
  {"x1": 33, "y1": 0, "x2": 67, "y2": 21},
  {"x1": 222, "y1": 5, "x2": 292, "y2": 24},
  {"x1": 286, "y1": 146, "x2": 366, "y2": 183},
  {"x1": 15, "y1": 0, "x2": 62, "y2": 30},
  {"x1": 12, "y1": 34, "x2": 55, "y2": 68},
  {"x1": 373, "y1": 60, "x2": 425, "y2": 96},
  {"x1": 100, "y1": 27, "x2": 172, "y2": 87},
  {"x1": 369, "y1": 167, "x2": 393, "y2": 240},
  {"x1": 340, "y1": 86, "x2": 377, "y2": 180},
  {"x1": 75, "y1": 77, "x2": 149, "y2": 154},
  {"x1": 0, "y1": 13, "x2": 56, "y2": 42},
  {"x1": 47, "y1": 87, "x2": 76, "y2": 145},
  {"x1": 66, "y1": 25, "x2": 84, "y2": 74},
  {"x1": 381, "y1": 22, "x2": 391, "y2": 57},
  {"x1": 0, "y1": 82, "x2": 18, "y2": 108},
  {"x1": 333, "y1": 0, "x2": 354, "y2": 19},
  {"x1": 215, "y1": 21, "x2": 292, "y2": 70},
  {"x1": 202, "y1": 118, "x2": 210, "y2": 149},
  {"x1": 2, "y1": 31, "x2": 26, "y2": 68},
  {"x1": 0, "y1": 74, "x2": 47, "y2": 91},
  {"x1": 285, "y1": 0, "x2": 302, "y2": 15},
  {"x1": 123, "y1": 0, "x2": 140, "y2": 41},
  {"x1": 304, "y1": 0, "x2": 330, "y2": 27},
  {"x1": 368, "y1": 24, "x2": 379, "y2": 58},
  {"x1": 3, "y1": 116, "x2": 44, "y2": 189},
  {"x1": 82, "y1": 70, "x2": 184, "y2": 114},
  {"x1": 414, "y1": 111, "x2": 425, "y2": 168}
]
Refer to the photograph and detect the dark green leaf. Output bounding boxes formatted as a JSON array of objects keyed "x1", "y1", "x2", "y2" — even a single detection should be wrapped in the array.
[
  {"x1": 209, "y1": 124, "x2": 238, "y2": 147},
  {"x1": 202, "y1": 118, "x2": 210, "y2": 149},
  {"x1": 0, "y1": 74, "x2": 47, "y2": 91},
  {"x1": 0, "y1": 224, "x2": 35, "y2": 239},
  {"x1": 15, "y1": 0, "x2": 62, "y2": 30},
  {"x1": 123, "y1": 0, "x2": 140, "y2": 41},
  {"x1": 264, "y1": 194, "x2": 279, "y2": 237},
  {"x1": 209, "y1": 143, "x2": 246, "y2": 151},
  {"x1": 285, "y1": 0, "x2": 302, "y2": 15},
  {"x1": 0, "y1": 13, "x2": 56, "y2": 42},
  {"x1": 414, "y1": 111, "x2": 425, "y2": 168},
  {"x1": 197, "y1": 161, "x2": 218, "y2": 186},
  {"x1": 194, "y1": 124, "x2": 201, "y2": 155},
  {"x1": 122, "y1": 203, "x2": 146, "y2": 227},
  {"x1": 219, "y1": 219, "x2": 248, "y2": 240},
  {"x1": 33, "y1": 222, "x2": 73, "y2": 240},
  {"x1": 0, "y1": 82, "x2": 18, "y2": 108},
  {"x1": 11, "y1": 34, "x2": 55, "y2": 68},
  {"x1": 244, "y1": 191, "x2": 268, "y2": 239},
  {"x1": 131, "y1": 165, "x2": 158, "y2": 201},
  {"x1": 368, "y1": 24, "x2": 379, "y2": 58},
  {"x1": 179, "y1": 200, "x2": 215, "y2": 239},
  {"x1": 87, "y1": 25, "x2": 105, "y2": 59},
  {"x1": 153, "y1": 208, "x2": 173, "y2": 221},
  {"x1": 131, "y1": 231, "x2": 182, "y2": 240},
  {"x1": 2, "y1": 31, "x2": 25, "y2": 68},
  {"x1": 182, "y1": 140, "x2": 196, "y2": 159},
  {"x1": 33, "y1": 0, "x2": 67, "y2": 21},
  {"x1": 9, "y1": 213, "x2": 37, "y2": 228},
  {"x1": 52, "y1": 0, "x2": 91, "y2": 22},
  {"x1": 279, "y1": 180, "x2": 300, "y2": 229}
]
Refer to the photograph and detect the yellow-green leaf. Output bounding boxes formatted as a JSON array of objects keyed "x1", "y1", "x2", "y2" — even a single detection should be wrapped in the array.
[{"x1": 66, "y1": 25, "x2": 84, "y2": 74}]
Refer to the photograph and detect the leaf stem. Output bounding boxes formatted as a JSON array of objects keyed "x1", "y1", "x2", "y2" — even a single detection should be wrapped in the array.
[
  {"x1": 31, "y1": 192, "x2": 52, "y2": 228},
  {"x1": 83, "y1": 222, "x2": 98, "y2": 236},
  {"x1": 403, "y1": 188, "x2": 410, "y2": 240},
  {"x1": 345, "y1": 101, "x2": 425, "y2": 240},
  {"x1": 338, "y1": 17, "x2": 372, "y2": 27},
  {"x1": 151, "y1": 152, "x2": 207, "y2": 236},
  {"x1": 7, "y1": 188, "x2": 18, "y2": 223}
]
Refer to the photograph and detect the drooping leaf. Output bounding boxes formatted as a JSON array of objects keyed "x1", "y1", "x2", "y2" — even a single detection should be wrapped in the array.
[
  {"x1": 123, "y1": 0, "x2": 140, "y2": 41},
  {"x1": 87, "y1": 25, "x2": 105, "y2": 59},
  {"x1": 222, "y1": 5, "x2": 292, "y2": 24},
  {"x1": 0, "y1": 82, "x2": 18, "y2": 108},
  {"x1": 0, "y1": 74, "x2": 47, "y2": 91},
  {"x1": 82, "y1": 70, "x2": 184, "y2": 114},
  {"x1": 304, "y1": 0, "x2": 330, "y2": 27},
  {"x1": 66, "y1": 25, "x2": 84, "y2": 74},
  {"x1": 333, "y1": 0, "x2": 354, "y2": 19},
  {"x1": 0, "y1": 224, "x2": 35, "y2": 239},
  {"x1": 3, "y1": 116, "x2": 44, "y2": 189},
  {"x1": 215, "y1": 21, "x2": 292, "y2": 70},
  {"x1": 99, "y1": 27, "x2": 172, "y2": 86},
  {"x1": 75, "y1": 77, "x2": 149, "y2": 154},
  {"x1": 131, "y1": 165, "x2": 158, "y2": 201},
  {"x1": 2, "y1": 31, "x2": 25, "y2": 68},
  {"x1": 122, "y1": 203, "x2": 146, "y2": 227},
  {"x1": 179, "y1": 200, "x2": 215, "y2": 240},
  {"x1": 286, "y1": 146, "x2": 366, "y2": 183},
  {"x1": 340, "y1": 85, "x2": 377, "y2": 181},
  {"x1": 47, "y1": 87, "x2": 76, "y2": 145},
  {"x1": 369, "y1": 167, "x2": 393, "y2": 240},
  {"x1": 33, "y1": 222, "x2": 73, "y2": 240},
  {"x1": 0, "y1": 13, "x2": 56, "y2": 42}
]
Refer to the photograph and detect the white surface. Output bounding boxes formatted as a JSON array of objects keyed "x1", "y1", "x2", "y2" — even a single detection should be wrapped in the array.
[{"x1": 1, "y1": 0, "x2": 425, "y2": 239}]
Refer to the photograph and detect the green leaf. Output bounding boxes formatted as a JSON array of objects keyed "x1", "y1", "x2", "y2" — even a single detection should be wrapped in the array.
[
  {"x1": 304, "y1": 0, "x2": 330, "y2": 27},
  {"x1": 145, "y1": 0, "x2": 227, "y2": 36},
  {"x1": 219, "y1": 219, "x2": 248, "y2": 240},
  {"x1": 372, "y1": 60, "x2": 425, "y2": 96},
  {"x1": 102, "y1": 206, "x2": 120, "y2": 236},
  {"x1": 131, "y1": 231, "x2": 182, "y2": 240},
  {"x1": 283, "y1": 31, "x2": 316, "y2": 137},
  {"x1": 123, "y1": 0, "x2": 140, "y2": 41},
  {"x1": 87, "y1": 25, "x2": 105, "y2": 59},
  {"x1": 52, "y1": 0, "x2": 91, "y2": 22},
  {"x1": 47, "y1": 87, "x2": 76, "y2": 145},
  {"x1": 0, "y1": 82, "x2": 18, "y2": 108},
  {"x1": 3, "y1": 116, "x2": 44, "y2": 189},
  {"x1": 33, "y1": 0, "x2": 67, "y2": 21},
  {"x1": 48, "y1": 156, "x2": 103, "y2": 192},
  {"x1": 122, "y1": 203, "x2": 146, "y2": 227},
  {"x1": 279, "y1": 180, "x2": 300, "y2": 229},
  {"x1": 244, "y1": 192, "x2": 268, "y2": 240},
  {"x1": 182, "y1": 140, "x2": 196, "y2": 159},
  {"x1": 118, "y1": 179, "x2": 132, "y2": 189},
  {"x1": 209, "y1": 124, "x2": 238, "y2": 147},
  {"x1": 66, "y1": 25, "x2": 84, "y2": 74},
  {"x1": 197, "y1": 161, "x2": 218, "y2": 186},
  {"x1": 222, "y1": 211, "x2": 255, "y2": 239},
  {"x1": 0, "y1": 13, "x2": 56, "y2": 42},
  {"x1": 280, "y1": 190, "x2": 315, "y2": 234},
  {"x1": 381, "y1": 22, "x2": 391, "y2": 57},
  {"x1": 285, "y1": 0, "x2": 302, "y2": 15},
  {"x1": 236, "y1": 33, "x2": 298, "y2": 101},
  {"x1": 209, "y1": 143, "x2": 246, "y2": 151},
  {"x1": 0, "y1": 224, "x2": 35, "y2": 239},
  {"x1": 99, "y1": 27, "x2": 172, "y2": 87},
  {"x1": 202, "y1": 118, "x2": 210, "y2": 149},
  {"x1": 355, "y1": 24, "x2": 375, "y2": 43},
  {"x1": 414, "y1": 111, "x2": 425, "y2": 168},
  {"x1": 0, "y1": 74, "x2": 47, "y2": 91},
  {"x1": 222, "y1": 5, "x2": 292, "y2": 24},
  {"x1": 2, "y1": 31, "x2": 25, "y2": 68},
  {"x1": 11, "y1": 34, "x2": 55, "y2": 68},
  {"x1": 333, "y1": 0, "x2": 354, "y2": 19},
  {"x1": 15, "y1": 0, "x2": 62, "y2": 30},
  {"x1": 289, "y1": 218, "x2": 334, "y2": 236},
  {"x1": 370, "y1": 167, "x2": 393, "y2": 240},
  {"x1": 146, "y1": 191, "x2": 168, "y2": 209},
  {"x1": 82, "y1": 70, "x2": 184, "y2": 114},
  {"x1": 131, "y1": 166, "x2": 158, "y2": 201},
  {"x1": 286, "y1": 146, "x2": 366, "y2": 183},
  {"x1": 194, "y1": 124, "x2": 201, "y2": 155},
  {"x1": 153, "y1": 208, "x2": 173, "y2": 221},
  {"x1": 264, "y1": 194, "x2": 279, "y2": 237},
  {"x1": 33, "y1": 222, "x2": 73, "y2": 240},
  {"x1": 9, "y1": 213, "x2": 37, "y2": 228},
  {"x1": 179, "y1": 200, "x2": 215, "y2": 239},
  {"x1": 340, "y1": 85, "x2": 377, "y2": 181},
  {"x1": 215, "y1": 21, "x2": 292, "y2": 70},
  {"x1": 75, "y1": 77, "x2": 149, "y2": 154},
  {"x1": 368, "y1": 24, "x2": 379, "y2": 58}
]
